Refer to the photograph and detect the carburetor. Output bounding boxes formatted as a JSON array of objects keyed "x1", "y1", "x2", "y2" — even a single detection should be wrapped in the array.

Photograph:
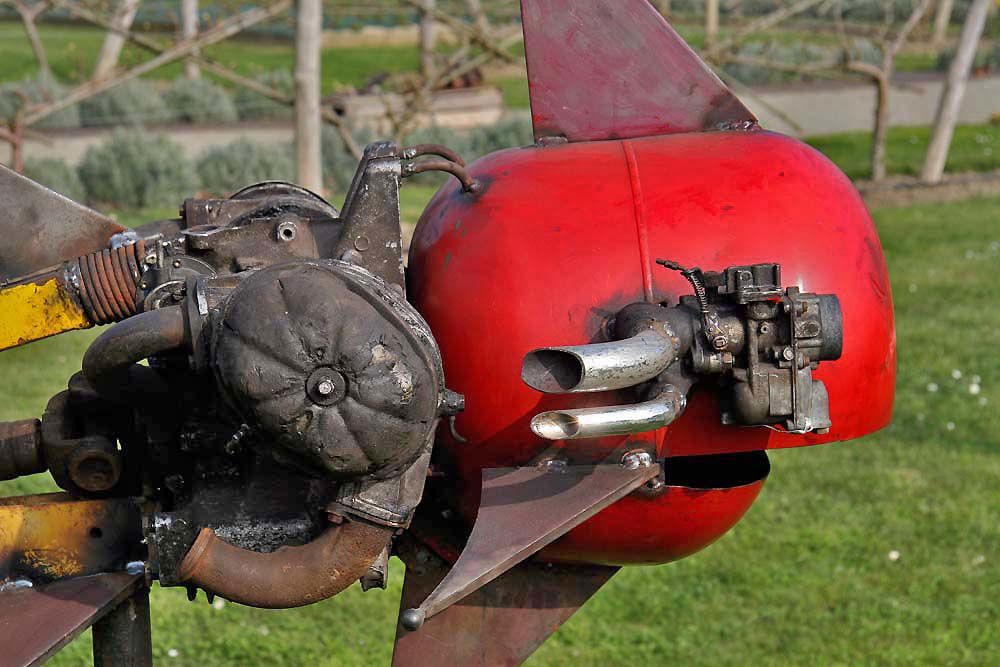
[{"x1": 522, "y1": 260, "x2": 843, "y2": 440}]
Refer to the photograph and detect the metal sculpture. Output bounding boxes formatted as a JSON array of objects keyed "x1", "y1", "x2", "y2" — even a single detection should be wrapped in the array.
[{"x1": 0, "y1": 1, "x2": 895, "y2": 665}]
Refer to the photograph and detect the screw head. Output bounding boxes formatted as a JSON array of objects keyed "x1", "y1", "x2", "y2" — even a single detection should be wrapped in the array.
[{"x1": 316, "y1": 379, "x2": 335, "y2": 396}]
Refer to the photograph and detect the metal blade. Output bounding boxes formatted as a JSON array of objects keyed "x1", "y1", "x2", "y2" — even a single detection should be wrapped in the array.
[
  {"x1": 400, "y1": 461, "x2": 659, "y2": 628},
  {"x1": 0, "y1": 164, "x2": 124, "y2": 282},
  {"x1": 0, "y1": 572, "x2": 142, "y2": 667},
  {"x1": 520, "y1": 0, "x2": 757, "y2": 142},
  {"x1": 393, "y1": 551, "x2": 617, "y2": 667}
]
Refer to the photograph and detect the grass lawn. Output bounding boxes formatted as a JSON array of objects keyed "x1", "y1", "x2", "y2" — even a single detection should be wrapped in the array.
[
  {"x1": 808, "y1": 123, "x2": 1000, "y2": 181},
  {"x1": 0, "y1": 181, "x2": 997, "y2": 664}
]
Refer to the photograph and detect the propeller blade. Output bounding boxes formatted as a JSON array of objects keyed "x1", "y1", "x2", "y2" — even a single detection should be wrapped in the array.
[{"x1": 520, "y1": 0, "x2": 757, "y2": 142}]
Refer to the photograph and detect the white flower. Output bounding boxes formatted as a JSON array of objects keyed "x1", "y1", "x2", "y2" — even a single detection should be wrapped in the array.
[
  {"x1": 979, "y1": 397, "x2": 989, "y2": 407},
  {"x1": 969, "y1": 384, "x2": 981, "y2": 395},
  {"x1": 888, "y1": 550, "x2": 901, "y2": 562},
  {"x1": 946, "y1": 422, "x2": 956, "y2": 431},
  {"x1": 259, "y1": 626, "x2": 270, "y2": 636},
  {"x1": 927, "y1": 383, "x2": 939, "y2": 393},
  {"x1": 972, "y1": 555, "x2": 986, "y2": 566},
  {"x1": 167, "y1": 649, "x2": 179, "y2": 658},
  {"x1": 951, "y1": 369, "x2": 963, "y2": 380},
  {"x1": 212, "y1": 597, "x2": 226, "y2": 610},
  {"x1": 972, "y1": 375, "x2": 982, "y2": 384}
]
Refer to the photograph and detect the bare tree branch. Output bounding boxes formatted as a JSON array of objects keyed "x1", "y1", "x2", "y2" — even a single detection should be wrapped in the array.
[
  {"x1": 6, "y1": 0, "x2": 53, "y2": 78},
  {"x1": 23, "y1": 0, "x2": 292, "y2": 126}
]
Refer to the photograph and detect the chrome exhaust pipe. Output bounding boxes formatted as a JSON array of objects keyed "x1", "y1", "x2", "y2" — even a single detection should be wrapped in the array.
[
  {"x1": 530, "y1": 386, "x2": 687, "y2": 441},
  {"x1": 521, "y1": 329, "x2": 678, "y2": 394}
]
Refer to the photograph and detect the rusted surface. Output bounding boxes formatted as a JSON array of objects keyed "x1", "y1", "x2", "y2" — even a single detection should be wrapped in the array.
[
  {"x1": 0, "y1": 420, "x2": 44, "y2": 481},
  {"x1": 0, "y1": 494, "x2": 142, "y2": 583},
  {"x1": 403, "y1": 158, "x2": 480, "y2": 193},
  {"x1": 520, "y1": 0, "x2": 756, "y2": 142},
  {"x1": 0, "y1": 572, "x2": 141, "y2": 667},
  {"x1": 0, "y1": 164, "x2": 124, "y2": 282},
  {"x1": 178, "y1": 519, "x2": 393, "y2": 608},
  {"x1": 81, "y1": 304, "x2": 189, "y2": 404},
  {"x1": 403, "y1": 462, "x2": 659, "y2": 626},
  {"x1": 74, "y1": 241, "x2": 147, "y2": 324},
  {"x1": 393, "y1": 546, "x2": 616, "y2": 667}
]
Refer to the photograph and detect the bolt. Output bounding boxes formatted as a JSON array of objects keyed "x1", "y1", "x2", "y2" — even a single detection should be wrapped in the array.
[
  {"x1": 622, "y1": 450, "x2": 653, "y2": 469},
  {"x1": 783, "y1": 347, "x2": 796, "y2": 361},
  {"x1": 712, "y1": 335, "x2": 728, "y2": 350},
  {"x1": 172, "y1": 259, "x2": 182, "y2": 269},
  {"x1": 316, "y1": 379, "x2": 335, "y2": 396},
  {"x1": 145, "y1": 254, "x2": 157, "y2": 266}
]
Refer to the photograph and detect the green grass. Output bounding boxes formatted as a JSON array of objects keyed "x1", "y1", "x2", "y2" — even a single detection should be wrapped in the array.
[
  {"x1": 0, "y1": 21, "x2": 421, "y2": 94},
  {"x1": 1, "y1": 188, "x2": 998, "y2": 664},
  {"x1": 809, "y1": 123, "x2": 1000, "y2": 181}
]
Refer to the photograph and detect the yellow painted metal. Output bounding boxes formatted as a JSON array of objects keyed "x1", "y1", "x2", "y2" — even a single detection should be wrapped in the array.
[
  {"x1": 0, "y1": 493, "x2": 140, "y2": 581},
  {"x1": 0, "y1": 277, "x2": 91, "y2": 351}
]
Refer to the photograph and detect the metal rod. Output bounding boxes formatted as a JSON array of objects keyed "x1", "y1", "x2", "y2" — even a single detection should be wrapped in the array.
[{"x1": 92, "y1": 584, "x2": 153, "y2": 667}]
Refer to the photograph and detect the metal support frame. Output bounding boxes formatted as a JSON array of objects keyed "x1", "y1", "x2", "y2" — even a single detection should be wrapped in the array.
[{"x1": 0, "y1": 494, "x2": 147, "y2": 666}]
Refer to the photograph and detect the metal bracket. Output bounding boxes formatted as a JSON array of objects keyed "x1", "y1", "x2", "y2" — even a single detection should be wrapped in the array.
[{"x1": 399, "y1": 458, "x2": 660, "y2": 630}]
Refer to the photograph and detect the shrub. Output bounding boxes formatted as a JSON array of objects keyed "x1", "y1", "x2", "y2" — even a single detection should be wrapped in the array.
[
  {"x1": 322, "y1": 125, "x2": 374, "y2": 192},
  {"x1": 0, "y1": 77, "x2": 80, "y2": 129},
  {"x1": 163, "y1": 77, "x2": 239, "y2": 124},
  {"x1": 196, "y1": 139, "x2": 295, "y2": 196},
  {"x1": 79, "y1": 130, "x2": 196, "y2": 208},
  {"x1": 233, "y1": 70, "x2": 295, "y2": 121},
  {"x1": 79, "y1": 80, "x2": 173, "y2": 127},
  {"x1": 22, "y1": 157, "x2": 86, "y2": 202}
]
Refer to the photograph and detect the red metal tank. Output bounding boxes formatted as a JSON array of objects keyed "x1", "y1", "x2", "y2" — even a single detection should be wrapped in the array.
[{"x1": 408, "y1": 129, "x2": 896, "y2": 565}]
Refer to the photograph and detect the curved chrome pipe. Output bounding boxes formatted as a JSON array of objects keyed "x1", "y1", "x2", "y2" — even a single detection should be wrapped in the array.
[
  {"x1": 530, "y1": 388, "x2": 687, "y2": 441},
  {"x1": 521, "y1": 328, "x2": 678, "y2": 394}
]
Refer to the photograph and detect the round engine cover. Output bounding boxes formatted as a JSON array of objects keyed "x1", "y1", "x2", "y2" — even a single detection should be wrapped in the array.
[
  {"x1": 408, "y1": 130, "x2": 896, "y2": 565},
  {"x1": 213, "y1": 261, "x2": 444, "y2": 479}
]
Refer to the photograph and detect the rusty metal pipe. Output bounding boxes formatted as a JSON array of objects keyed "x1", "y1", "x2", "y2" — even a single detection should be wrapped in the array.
[
  {"x1": 0, "y1": 419, "x2": 44, "y2": 481},
  {"x1": 178, "y1": 519, "x2": 393, "y2": 608},
  {"x1": 403, "y1": 158, "x2": 481, "y2": 193},
  {"x1": 82, "y1": 305, "x2": 189, "y2": 403},
  {"x1": 403, "y1": 143, "x2": 466, "y2": 166},
  {"x1": 522, "y1": 329, "x2": 678, "y2": 394}
]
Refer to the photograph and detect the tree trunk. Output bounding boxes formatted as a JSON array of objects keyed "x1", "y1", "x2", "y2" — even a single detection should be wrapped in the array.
[
  {"x1": 181, "y1": 0, "x2": 200, "y2": 79},
  {"x1": 932, "y1": 0, "x2": 955, "y2": 47},
  {"x1": 705, "y1": 0, "x2": 720, "y2": 48},
  {"x1": 93, "y1": 0, "x2": 140, "y2": 81},
  {"x1": 921, "y1": 0, "x2": 992, "y2": 183},
  {"x1": 870, "y1": 72, "x2": 891, "y2": 182},
  {"x1": 295, "y1": 0, "x2": 323, "y2": 192},
  {"x1": 419, "y1": 0, "x2": 436, "y2": 80}
]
